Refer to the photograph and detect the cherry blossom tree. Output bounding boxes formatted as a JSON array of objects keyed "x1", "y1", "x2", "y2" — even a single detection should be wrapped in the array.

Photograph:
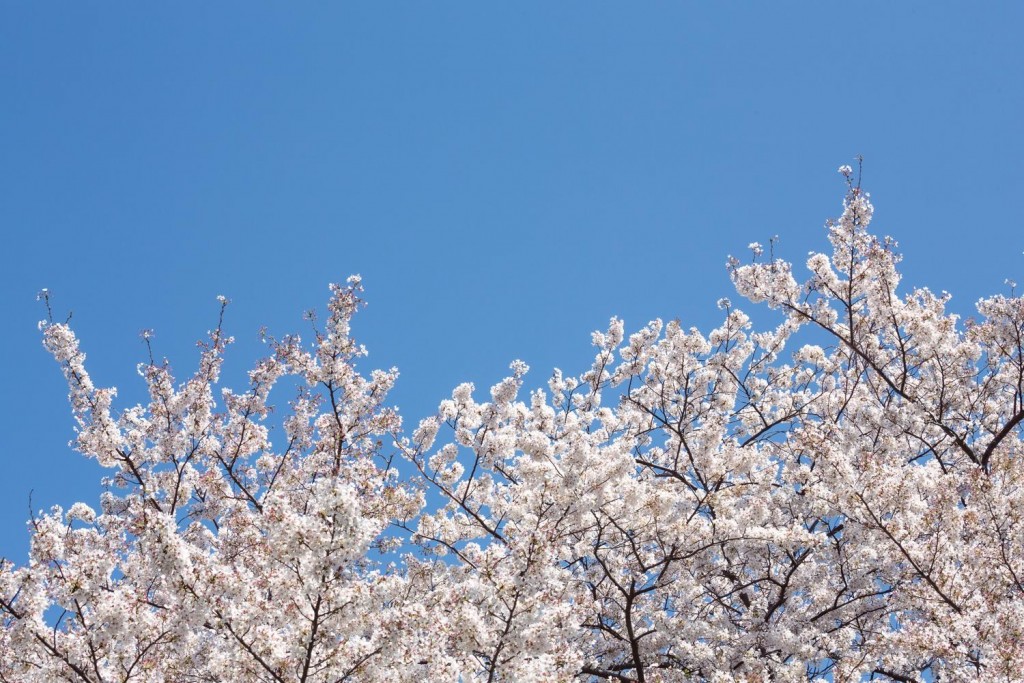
[{"x1": 3, "y1": 166, "x2": 1023, "y2": 682}]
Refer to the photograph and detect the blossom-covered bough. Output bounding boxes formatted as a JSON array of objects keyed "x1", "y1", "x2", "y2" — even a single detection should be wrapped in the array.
[{"x1": 3, "y1": 166, "x2": 1023, "y2": 682}]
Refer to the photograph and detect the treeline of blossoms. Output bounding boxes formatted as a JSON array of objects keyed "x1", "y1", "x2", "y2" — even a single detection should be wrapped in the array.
[{"x1": 3, "y1": 168, "x2": 1024, "y2": 682}]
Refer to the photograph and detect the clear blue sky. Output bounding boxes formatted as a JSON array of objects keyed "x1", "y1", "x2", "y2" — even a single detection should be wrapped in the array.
[{"x1": 2, "y1": 3, "x2": 1022, "y2": 563}]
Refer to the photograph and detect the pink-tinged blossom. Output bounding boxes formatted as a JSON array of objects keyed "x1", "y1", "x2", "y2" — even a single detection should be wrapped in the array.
[{"x1": 5, "y1": 170, "x2": 1024, "y2": 682}]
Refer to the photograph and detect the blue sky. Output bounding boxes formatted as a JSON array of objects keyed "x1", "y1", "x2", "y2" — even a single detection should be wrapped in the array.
[{"x1": 2, "y1": 3, "x2": 1022, "y2": 563}]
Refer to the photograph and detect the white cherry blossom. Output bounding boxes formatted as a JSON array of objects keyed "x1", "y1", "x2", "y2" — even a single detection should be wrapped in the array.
[{"x1": 4, "y1": 170, "x2": 1024, "y2": 682}]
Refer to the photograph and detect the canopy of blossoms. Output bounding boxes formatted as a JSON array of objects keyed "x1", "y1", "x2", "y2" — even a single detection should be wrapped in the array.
[{"x1": 3, "y1": 167, "x2": 1023, "y2": 682}]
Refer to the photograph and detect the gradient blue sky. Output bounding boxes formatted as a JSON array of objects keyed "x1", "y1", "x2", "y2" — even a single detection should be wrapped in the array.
[{"x1": 2, "y1": 3, "x2": 1022, "y2": 562}]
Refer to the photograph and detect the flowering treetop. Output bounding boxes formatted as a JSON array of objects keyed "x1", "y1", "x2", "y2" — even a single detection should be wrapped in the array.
[{"x1": 3, "y1": 167, "x2": 1023, "y2": 682}]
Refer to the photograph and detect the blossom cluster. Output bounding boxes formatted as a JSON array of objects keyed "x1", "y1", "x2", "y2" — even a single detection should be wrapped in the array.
[{"x1": 3, "y1": 176, "x2": 1024, "y2": 682}]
